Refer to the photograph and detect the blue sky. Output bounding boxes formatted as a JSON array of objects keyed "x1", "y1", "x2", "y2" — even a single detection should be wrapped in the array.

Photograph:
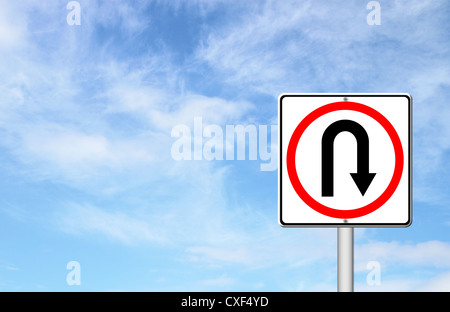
[{"x1": 0, "y1": 0, "x2": 449, "y2": 291}]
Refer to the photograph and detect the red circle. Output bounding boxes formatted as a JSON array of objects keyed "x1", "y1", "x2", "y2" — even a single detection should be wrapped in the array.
[{"x1": 286, "y1": 101, "x2": 404, "y2": 219}]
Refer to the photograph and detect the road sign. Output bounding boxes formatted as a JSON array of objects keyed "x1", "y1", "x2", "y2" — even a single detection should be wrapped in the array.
[{"x1": 279, "y1": 94, "x2": 411, "y2": 227}]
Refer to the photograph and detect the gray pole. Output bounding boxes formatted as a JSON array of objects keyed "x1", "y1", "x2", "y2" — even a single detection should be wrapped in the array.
[{"x1": 337, "y1": 227, "x2": 354, "y2": 292}]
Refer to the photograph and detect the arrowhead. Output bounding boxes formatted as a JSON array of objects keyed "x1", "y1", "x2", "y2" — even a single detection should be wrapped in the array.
[{"x1": 350, "y1": 173, "x2": 376, "y2": 196}]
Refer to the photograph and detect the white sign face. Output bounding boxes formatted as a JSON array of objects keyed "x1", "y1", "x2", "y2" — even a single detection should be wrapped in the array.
[{"x1": 279, "y1": 94, "x2": 411, "y2": 227}]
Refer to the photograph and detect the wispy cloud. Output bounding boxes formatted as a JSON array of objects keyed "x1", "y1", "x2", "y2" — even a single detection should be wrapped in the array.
[
  {"x1": 198, "y1": 0, "x2": 449, "y2": 95},
  {"x1": 1, "y1": 264, "x2": 20, "y2": 271},
  {"x1": 356, "y1": 271, "x2": 450, "y2": 292},
  {"x1": 417, "y1": 271, "x2": 450, "y2": 292},
  {"x1": 57, "y1": 203, "x2": 166, "y2": 245},
  {"x1": 356, "y1": 240, "x2": 450, "y2": 269},
  {"x1": 198, "y1": 273, "x2": 234, "y2": 288}
]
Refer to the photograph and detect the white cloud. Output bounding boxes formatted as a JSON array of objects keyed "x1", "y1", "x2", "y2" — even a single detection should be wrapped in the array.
[
  {"x1": 356, "y1": 271, "x2": 450, "y2": 292},
  {"x1": 353, "y1": 239, "x2": 450, "y2": 291},
  {"x1": 53, "y1": 163, "x2": 242, "y2": 246},
  {"x1": 105, "y1": 82, "x2": 255, "y2": 131},
  {"x1": 196, "y1": 0, "x2": 314, "y2": 91},
  {"x1": 198, "y1": 274, "x2": 234, "y2": 288},
  {"x1": 186, "y1": 227, "x2": 338, "y2": 270},
  {"x1": 26, "y1": 130, "x2": 110, "y2": 165},
  {"x1": 417, "y1": 271, "x2": 450, "y2": 292},
  {"x1": 197, "y1": 0, "x2": 449, "y2": 95},
  {"x1": 0, "y1": 1, "x2": 254, "y2": 193},
  {"x1": 0, "y1": 264, "x2": 20, "y2": 271},
  {"x1": 0, "y1": 0, "x2": 27, "y2": 49},
  {"x1": 356, "y1": 240, "x2": 450, "y2": 269},
  {"x1": 186, "y1": 246, "x2": 254, "y2": 266},
  {"x1": 57, "y1": 203, "x2": 167, "y2": 245},
  {"x1": 356, "y1": 278, "x2": 421, "y2": 292}
]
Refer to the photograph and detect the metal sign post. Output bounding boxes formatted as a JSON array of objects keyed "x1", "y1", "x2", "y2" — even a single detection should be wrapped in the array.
[{"x1": 337, "y1": 227, "x2": 354, "y2": 292}]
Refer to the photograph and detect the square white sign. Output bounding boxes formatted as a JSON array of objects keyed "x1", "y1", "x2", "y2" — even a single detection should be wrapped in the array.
[{"x1": 279, "y1": 94, "x2": 412, "y2": 227}]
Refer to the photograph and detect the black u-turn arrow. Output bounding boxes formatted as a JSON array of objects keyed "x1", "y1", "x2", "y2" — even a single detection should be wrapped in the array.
[{"x1": 322, "y1": 120, "x2": 376, "y2": 197}]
